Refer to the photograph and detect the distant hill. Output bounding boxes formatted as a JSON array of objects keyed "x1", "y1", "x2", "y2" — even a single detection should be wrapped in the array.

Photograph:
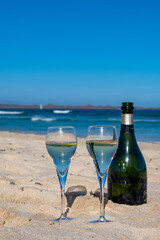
[
  {"x1": 0, "y1": 104, "x2": 40, "y2": 109},
  {"x1": 0, "y1": 104, "x2": 119, "y2": 109},
  {"x1": 0, "y1": 104, "x2": 159, "y2": 110}
]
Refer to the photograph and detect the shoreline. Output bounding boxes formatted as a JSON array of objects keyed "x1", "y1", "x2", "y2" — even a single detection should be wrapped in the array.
[{"x1": 0, "y1": 130, "x2": 160, "y2": 144}]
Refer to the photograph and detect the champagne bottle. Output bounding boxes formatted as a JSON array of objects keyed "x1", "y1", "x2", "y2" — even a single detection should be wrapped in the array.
[{"x1": 108, "y1": 102, "x2": 147, "y2": 205}]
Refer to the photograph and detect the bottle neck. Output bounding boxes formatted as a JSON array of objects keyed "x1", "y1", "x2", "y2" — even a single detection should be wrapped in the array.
[
  {"x1": 121, "y1": 113, "x2": 133, "y2": 125},
  {"x1": 120, "y1": 113, "x2": 134, "y2": 133}
]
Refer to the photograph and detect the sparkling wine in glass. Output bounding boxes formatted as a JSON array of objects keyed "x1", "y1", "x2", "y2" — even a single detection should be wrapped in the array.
[
  {"x1": 46, "y1": 126, "x2": 77, "y2": 221},
  {"x1": 86, "y1": 125, "x2": 117, "y2": 223}
]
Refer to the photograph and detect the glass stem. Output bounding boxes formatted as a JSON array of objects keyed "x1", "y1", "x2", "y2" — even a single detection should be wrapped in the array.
[
  {"x1": 100, "y1": 180, "x2": 105, "y2": 217},
  {"x1": 61, "y1": 187, "x2": 66, "y2": 217},
  {"x1": 99, "y1": 176, "x2": 106, "y2": 222},
  {"x1": 56, "y1": 169, "x2": 68, "y2": 219}
]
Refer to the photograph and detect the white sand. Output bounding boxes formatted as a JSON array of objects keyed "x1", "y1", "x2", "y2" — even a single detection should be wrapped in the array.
[{"x1": 0, "y1": 132, "x2": 160, "y2": 240}]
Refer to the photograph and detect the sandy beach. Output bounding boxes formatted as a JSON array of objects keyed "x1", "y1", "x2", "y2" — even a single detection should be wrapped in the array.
[{"x1": 0, "y1": 131, "x2": 159, "y2": 240}]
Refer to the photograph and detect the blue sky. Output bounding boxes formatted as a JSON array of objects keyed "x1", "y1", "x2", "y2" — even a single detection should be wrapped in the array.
[{"x1": 0, "y1": 0, "x2": 160, "y2": 107}]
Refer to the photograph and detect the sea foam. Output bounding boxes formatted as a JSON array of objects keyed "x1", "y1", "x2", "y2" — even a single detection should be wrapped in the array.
[
  {"x1": 134, "y1": 119, "x2": 160, "y2": 123},
  {"x1": 0, "y1": 111, "x2": 23, "y2": 114},
  {"x1": 31, "y1": 117, "x2": 56, "y2": 122},
  {"x1": 53, "y1": 110, "x2": 72, "y2": 114}
]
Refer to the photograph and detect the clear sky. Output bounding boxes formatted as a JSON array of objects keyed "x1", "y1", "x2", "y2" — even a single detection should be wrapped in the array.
[{"x1": 0, "y1": 0, "x2": 160, "y2": 107}]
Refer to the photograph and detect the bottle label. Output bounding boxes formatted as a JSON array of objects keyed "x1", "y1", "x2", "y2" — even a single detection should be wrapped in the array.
[{"x1": 121, "y1": 113, "x2": 133, "y2": 125}]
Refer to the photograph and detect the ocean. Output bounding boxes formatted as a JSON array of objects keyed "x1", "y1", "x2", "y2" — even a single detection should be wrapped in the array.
[{"x1": 0, "y1": 108, "x2": 160, "y2": 142}]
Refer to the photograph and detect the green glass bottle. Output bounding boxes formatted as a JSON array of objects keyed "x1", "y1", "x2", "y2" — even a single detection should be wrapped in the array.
[{"x1": 108, "y1": 102, "x2": 147, "y2": 205}]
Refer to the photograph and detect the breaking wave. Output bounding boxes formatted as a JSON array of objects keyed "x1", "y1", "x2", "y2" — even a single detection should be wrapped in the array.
[
  {"x1": 134, "y1": 119, "x2": 160, "y2": 123},
  {"x1": 53, "y1": 110, "x2": 72, "y2": 114},
  {"x1": 0, "y1": 111, "x2": 23, "y2": 115},
  {"x1": 31, "y1": 117, "x2": 56, "y2": 122}
]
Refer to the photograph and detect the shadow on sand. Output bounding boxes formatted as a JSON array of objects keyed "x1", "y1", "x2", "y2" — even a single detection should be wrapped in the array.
[
  {"x1": 65, "y1": 185, "x2": 87, "y2": 215},
  {"x1": 90, "y1": 188, "x2": 108, "y2": 206}
]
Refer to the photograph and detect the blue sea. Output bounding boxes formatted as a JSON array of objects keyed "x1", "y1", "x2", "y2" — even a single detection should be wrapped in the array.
[{"x1": 0, "y1": 108, "x2": 160, "y2": 142}]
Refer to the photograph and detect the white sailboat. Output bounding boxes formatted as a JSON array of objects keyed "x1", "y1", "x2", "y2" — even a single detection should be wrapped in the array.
[{"x1": 40, "y1": 104, "x2": 43, "y2": 110}]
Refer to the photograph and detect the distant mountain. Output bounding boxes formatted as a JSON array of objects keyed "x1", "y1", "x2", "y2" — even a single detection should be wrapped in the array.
[
  {"x1": 0, "y1": 104, "x2": 159, "y2": 110},
  {"x1": 44, "y1": 104, "x2": 120, "y2": 109},
  {"x1": 0, "y1": 104, "x2": 119, "y2": 109},
  {"x1": 0, "y1": 104, "x2": 40, "y2": 109}
]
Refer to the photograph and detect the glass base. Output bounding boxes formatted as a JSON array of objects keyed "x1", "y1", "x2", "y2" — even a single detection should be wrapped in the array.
[
  {"x1": 90, "y1": 216, "x2": 111, "y2": 223},
  {"x1": 54, "y1": 214, "x2": 73, "y2": 222}
]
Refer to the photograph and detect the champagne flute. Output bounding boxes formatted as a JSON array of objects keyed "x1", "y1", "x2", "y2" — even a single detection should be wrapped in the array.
[
  {"x1": 46, "y1": 126, "x2": 77, "y2": 221},
  {"x1": 86, "y1": 125, "x2": 117, "y2": 223}
]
